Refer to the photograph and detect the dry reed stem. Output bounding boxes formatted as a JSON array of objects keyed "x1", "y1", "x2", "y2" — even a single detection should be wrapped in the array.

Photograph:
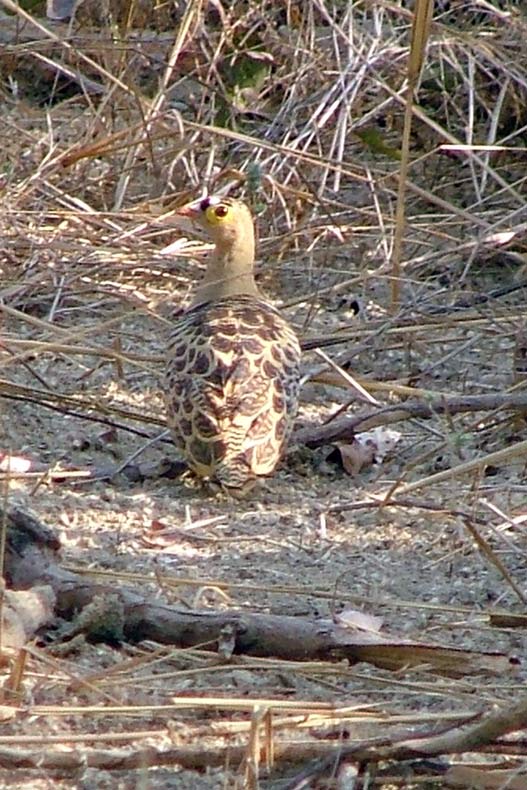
[
  {"x1": 1, "y1": 0, "x2": 527, "y2": 782},
  {"x1": 391, "y1": 0, "x2": 434, "y2": 307}
]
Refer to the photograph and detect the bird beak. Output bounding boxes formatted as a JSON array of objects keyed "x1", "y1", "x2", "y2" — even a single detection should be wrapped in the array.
[{"x1": 176, "y1": 199, "x2": 202, "y2": 218}]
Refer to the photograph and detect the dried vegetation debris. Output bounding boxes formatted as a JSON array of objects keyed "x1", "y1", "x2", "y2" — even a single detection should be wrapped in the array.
[{"x1": 1, "y1": 0, "x2": 527, "y2": 786}]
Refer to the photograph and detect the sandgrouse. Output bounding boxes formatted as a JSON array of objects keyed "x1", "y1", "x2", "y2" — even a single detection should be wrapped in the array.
[{"x1": 164, "y1": 196, "x2": 301, "y2": 493}]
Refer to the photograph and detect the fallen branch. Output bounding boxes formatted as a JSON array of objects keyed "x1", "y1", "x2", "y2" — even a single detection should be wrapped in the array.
[
  {"x1": 3, "y1": 389, "x2": 527, "y2": 485},
  {"x1": 1, "y1": 698, "x2": 527, "y2": 781},
  {"x1": 294, "y1": 391, "x2": 527, "y2": 448},
  {"x1": 3, "y1": 507, "x2": 513, "y2": 676}
]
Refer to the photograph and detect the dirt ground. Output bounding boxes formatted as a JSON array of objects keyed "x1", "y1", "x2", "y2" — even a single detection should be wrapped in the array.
[
  {"x1": 2, "y1": 3, "x2": 527, "y2": 786},
  {"x1": 2, "y1": 222, "x2": 527, "y2": 788}
]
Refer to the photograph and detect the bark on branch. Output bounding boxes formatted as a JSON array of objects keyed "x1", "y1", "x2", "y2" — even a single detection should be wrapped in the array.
[
  {"x1": 295, "y1": 391, "x2": 527, "y2": 448},
  {"x1": 3, "y1": 507, "x2": 511, "y2": 676}
]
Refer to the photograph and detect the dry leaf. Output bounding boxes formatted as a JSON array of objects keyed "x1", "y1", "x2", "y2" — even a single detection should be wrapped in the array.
[
  {"x1": 335, "y1": 608, "x2": 383, "y2": 633},
  {"x1": 357, "y1": 427, "x2": 401, "y2": 461},
  {"x1": 336, "y1": 427, "x2": 401, "y2": 476},
  {"x1": 489, "y1": 611, "x2": 527, "y2": 628},
  {"x1": 2, "y1": 586, "x2": 56, "y2": 648},
  {"x1": 337, "y1": 440, "x2": 376, "y2": 476},
  {"x1": 142, "y1": 515, "x2": 227, "y2": 548},
  {"x1": 0, "y1": 453, "x2": 33, "y2": 473},
  {"x1": 141, "y1": 519, "x2": 189, "y2": 548},
  {"x1": 326, "y1": 622, "x2": 519, "y2": 677}
]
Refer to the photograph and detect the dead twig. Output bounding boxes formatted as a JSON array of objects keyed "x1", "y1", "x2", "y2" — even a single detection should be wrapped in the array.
[{"x1": 294, "y1": 391, "x2": 527, "y2": 448}]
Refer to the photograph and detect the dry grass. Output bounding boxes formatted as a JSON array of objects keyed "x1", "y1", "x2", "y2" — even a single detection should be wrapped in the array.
[{"x1": 1, "y1": 0, "x2": 527, "y2": 787}]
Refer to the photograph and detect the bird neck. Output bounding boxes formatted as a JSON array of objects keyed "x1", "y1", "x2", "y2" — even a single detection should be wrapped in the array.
[{"x1": 192, "y1": 236, "x2": 259, "y2": 305}]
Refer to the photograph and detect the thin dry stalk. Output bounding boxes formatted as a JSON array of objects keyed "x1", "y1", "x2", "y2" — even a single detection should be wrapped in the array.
[{"x1": 2, "y1": 1, "x2": 527, "y2": 782}]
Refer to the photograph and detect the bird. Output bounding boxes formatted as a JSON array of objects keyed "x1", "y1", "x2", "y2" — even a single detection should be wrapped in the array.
[{"x1": 163, "y1": 195, "x2": 301, "y2": 494}]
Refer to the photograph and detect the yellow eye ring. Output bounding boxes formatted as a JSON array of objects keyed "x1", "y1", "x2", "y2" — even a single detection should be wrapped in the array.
[{"x1": 205, "y1": 204, "x2": 229, "y2": 224}]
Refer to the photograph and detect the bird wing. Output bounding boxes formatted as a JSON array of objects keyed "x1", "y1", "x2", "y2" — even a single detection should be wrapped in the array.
[{"x1": 165, "y1": 298, "x2": 300, "y2": 482}]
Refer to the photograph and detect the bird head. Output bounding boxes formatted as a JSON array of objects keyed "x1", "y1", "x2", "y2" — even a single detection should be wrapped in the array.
[{"x1": 176, "y1": 196, "x2": 253, "y2": 248}]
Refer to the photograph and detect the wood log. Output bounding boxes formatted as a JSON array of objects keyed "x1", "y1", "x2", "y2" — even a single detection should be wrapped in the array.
[{"x1": 2, "y1": 506, "x2": 514, "y2": 677}]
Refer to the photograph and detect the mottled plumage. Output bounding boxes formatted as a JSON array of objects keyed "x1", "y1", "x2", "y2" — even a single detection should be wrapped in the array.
[{"x1": 164, "y1": 196, "x2": 301, "y2": 492}]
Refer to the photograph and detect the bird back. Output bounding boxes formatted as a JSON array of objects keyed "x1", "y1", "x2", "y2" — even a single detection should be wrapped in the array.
[{"x1": 164, "y1": 295, "x2": 301, "y2": 490}]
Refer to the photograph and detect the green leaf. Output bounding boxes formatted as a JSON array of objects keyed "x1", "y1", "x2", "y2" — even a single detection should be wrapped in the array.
[{"x1": 355, "y1": 128, "x2": 402, "y2": 161}]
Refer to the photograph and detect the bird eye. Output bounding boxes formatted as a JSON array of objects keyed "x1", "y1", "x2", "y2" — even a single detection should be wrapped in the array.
[{"x1": 204, "y1": 201, "x2": 230, "y2": 225}]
